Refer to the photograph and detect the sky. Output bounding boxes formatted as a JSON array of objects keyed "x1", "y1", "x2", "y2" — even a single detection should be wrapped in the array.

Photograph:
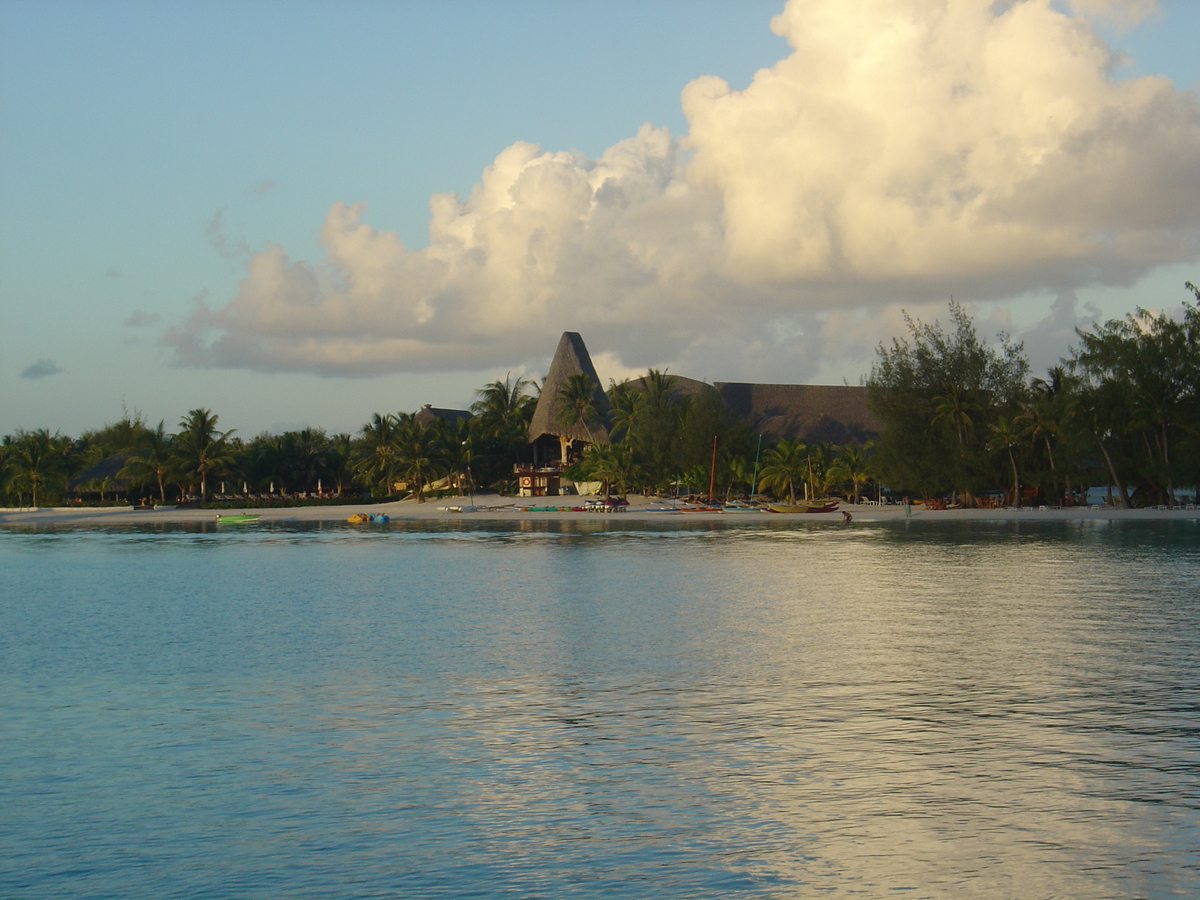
[{"x1": 2, "y1": 0, "x2": 1199, "y2": 439}]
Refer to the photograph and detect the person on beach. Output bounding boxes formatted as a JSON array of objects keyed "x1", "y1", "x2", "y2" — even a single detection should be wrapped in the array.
[
  {"x1": 842, "y1": 510, "x2": 852, "y2": 524},
  {"x1": 904, "y1": 496, "x2": 912, "y2": 517}
]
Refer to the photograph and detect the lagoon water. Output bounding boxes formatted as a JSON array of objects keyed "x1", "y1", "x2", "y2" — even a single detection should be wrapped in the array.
[{"x1": 1, "y1": 519, "x2": 1198, "y2": 898}]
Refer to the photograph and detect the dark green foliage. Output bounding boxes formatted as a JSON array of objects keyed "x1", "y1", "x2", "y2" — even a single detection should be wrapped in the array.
[
  {"x1": 867, "y1": 301, "x2": 1029, "y2": 501},
  {"x1": 1070, "y1": 285, "x2": 1200, "y2": 506},
  {"x1": 4, "y1": 429, "x2": 74, "y2": 506},
  {"x1": 7, "y1": 290, "x2": 1195, "y2": 509}
]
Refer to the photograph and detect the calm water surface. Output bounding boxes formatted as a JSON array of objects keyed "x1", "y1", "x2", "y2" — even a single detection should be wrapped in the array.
[{"x1": 1, "y1": 519, "x2": 1198, "y2": 898}]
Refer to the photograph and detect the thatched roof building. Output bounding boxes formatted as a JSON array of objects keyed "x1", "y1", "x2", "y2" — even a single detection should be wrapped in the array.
[
  {"x1": 415, "y1": 404, "x2": 472, "y2": 428},
  {"x1": 68, "y1": 452, "x2": 134, "y2": 493},
  {"x1": 522, "y1": 332, "x2": 878, "y2": 456},
  {"x1": 716, "y1": 382, "x2": 878, "y2": 445},
  {"x1": 528, "y1": 332, "x2": 610, "y2": 461},
  {"x1": 618, "y1": 373, "x2": 716, "y2": 402}
]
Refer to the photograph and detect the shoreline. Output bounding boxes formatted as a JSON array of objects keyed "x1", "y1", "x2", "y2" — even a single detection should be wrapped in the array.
[{"x1": 2, "y1": 493, "x2": 1197, "y2": 528}]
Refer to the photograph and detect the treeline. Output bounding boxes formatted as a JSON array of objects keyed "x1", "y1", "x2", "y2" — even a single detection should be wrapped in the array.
[
  {"x1": 867, "y1": 286, "x2": 1200, "y2": 507},
  {"x1": 0, "y1": 378, "x2": 539, "y2": 507},
  {"x1": 4, "y1": 288, "x2": 1197, "y2": 509}
]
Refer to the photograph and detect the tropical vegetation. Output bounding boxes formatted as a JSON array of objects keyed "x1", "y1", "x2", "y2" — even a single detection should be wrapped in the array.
[{"x1": 3, "y1": 287, "x2": 1196, "y2": 509}]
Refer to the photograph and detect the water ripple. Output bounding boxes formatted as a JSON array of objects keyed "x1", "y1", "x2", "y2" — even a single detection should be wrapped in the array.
[{"x1": 1, "y1": 520, "x2": 1197, "y2": 898}]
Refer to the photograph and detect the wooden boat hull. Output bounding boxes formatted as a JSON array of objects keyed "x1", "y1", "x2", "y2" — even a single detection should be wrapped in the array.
[{"x1": 767, "y1": 502, "x2": 840, "y2": 514}]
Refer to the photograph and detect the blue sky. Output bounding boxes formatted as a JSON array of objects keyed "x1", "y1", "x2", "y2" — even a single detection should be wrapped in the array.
[{"x1": 2, "y1": 0, "x2": 1198, "y2": 438}]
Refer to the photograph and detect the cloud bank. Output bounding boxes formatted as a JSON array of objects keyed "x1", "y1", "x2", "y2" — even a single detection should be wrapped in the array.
[{"x1": 166, "y1": 0, "x2": 1200, "y2": 381}]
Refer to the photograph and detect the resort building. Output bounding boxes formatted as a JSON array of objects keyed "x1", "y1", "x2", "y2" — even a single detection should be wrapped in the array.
[
  {"x1": 714, "y1": 382, "x2": 877, "y2": 446},
  {"x1": 415, "y1": 404, "x2": 472, "y2": 429},
  {"x1": 518, "y1": 331, "x2": 879, "y2": 496},
  {"x1": 526, "y1": 332, "x2": 611, "y2": 465}
]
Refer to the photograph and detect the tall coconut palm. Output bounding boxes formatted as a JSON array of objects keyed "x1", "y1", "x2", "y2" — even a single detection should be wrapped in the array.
[
  {"x1": 326, "y1": 433, "x2": 355, "y2": 495},
  {"x1": 354, "y1": 412, "x2": 400, "y2": 496},
  {"x1": 641, "y1": 369, "x2": 677, "y2": 413},
  {"x1": 471, "y1": 372, "x2": 534, "y2": 438},
  {"x1": 557, "y1": 372, "x2": 601, "y2": 444},
  {"x1": 120, "y1": 421, "x2": 176, "y2": 503},
  {"x1": 393, "y1": 413, "x2": 442, "y2": 503},
  {"x1": 757, "y1": 439, "x2": 809, "y2": 504},
  {"x1": 6, "y1": 429, "x2": 71, "y2": 507},
  {"x1": 987, "y1": 415, "x2": 1027, "y2": 508},
  {"x1": 440, "y1": 416, "x2": 474, "y2": 496},
  {"x1": 827, "y1": 442, "x2": 873, "y2": 505},
  {"x1": 607, "y1": 380, "x2": 644, "y2": 444},
  {"x1": 176, "y1": 408, "x2": 235, "y2": 501},
  {"x1": 284, "y1": 427, "x2": 328, "y2": 493}
]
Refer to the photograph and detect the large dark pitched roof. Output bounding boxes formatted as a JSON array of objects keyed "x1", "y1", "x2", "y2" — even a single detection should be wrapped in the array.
[
  {"x1": 716, "y1": 383, "x2": 879, "y2": 445},
  {"x1": 414, "y1": 405, "x2": 472, "y2": 427},
  {"x1": 68, "y1": 452, "x2": 134, "y2": 492},
  {"x1": 528, "y1": 332, "x2": 611, "y2": 444},
  {"x1": 616, "y1": 373, "x2": 716, "y2": 402}
]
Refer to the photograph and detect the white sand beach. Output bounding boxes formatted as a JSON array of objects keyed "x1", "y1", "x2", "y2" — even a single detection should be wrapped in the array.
[{"x1": 2, "y1": 493, "x2": 1197, "y2": 527}]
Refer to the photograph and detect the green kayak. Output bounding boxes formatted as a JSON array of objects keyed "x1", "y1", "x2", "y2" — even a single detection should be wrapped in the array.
[{"x1": 215, "y1": 514, "x2": 260, "y2": 523}]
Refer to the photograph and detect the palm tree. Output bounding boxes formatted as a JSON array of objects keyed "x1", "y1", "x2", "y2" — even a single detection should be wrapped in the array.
[
  {"x1": 471, "y1": 372, "x2": 534, "y2": 437},
  {"x1": 326, "y1": 433, "x2": 355, "y2": 495},
  {"x1": 987, "y1": 415, "x2": 1027, "y2": 507},
  {"x1": 931, "y1": 384, "x2": 976, "y2": 448},
  {"x1": 176, "y1": 408, "x2": 235, "y2": 501},
  {"x1": 723, "y1": 453, "x2": 753, "y2": 501},
  {"x1": 440, "y1": 417, "x2": 474, "y2": 496},
  {"x1": 806, "y1": 441, "x2": 835, "y2": 501},
  {"x1": 827, "y1": 442, "x2": 873, "y2": 505},
  {"x1": 393, "y1": 413, "x2": 441, "y2": 502},
  {"x1": 354, "y1": 412, "x2": 400, "y2": 496},
  {"x1": 557, "y1": 372, "x2": 601, "y2": 444},
  {"x1": 577, "y1": 442, "x2": 637, "y2": 496},
  {"x1": 931, "y1": 384, "x2": 981, "y2": 505},
  {"x1": 120, "y1": 421, "x2": 176, "y2": 503},
  {"x1": 6, "y1": 429, "x2": 71, "y2": 507},
  {"x1": 757, "y1": 439, "x2": 809, "y2": 504},
  {"x1": 607, "y1": 380, "x2": 644, "y2": 443},
  {"x1": 641, "y1": 369, "x2": 677, "y2": 412}
]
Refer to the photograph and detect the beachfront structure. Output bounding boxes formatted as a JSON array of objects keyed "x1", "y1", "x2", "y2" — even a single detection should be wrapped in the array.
[
  {"x1": 67, "y1": 452, "x2": 134, "y2": 498},
  {"x1": 529, "y1": 332, "x2": 877, "y2": 447},
  {"x1": 519, "y1": 332, "x2": 879, "y2": 495},
  {"x1": 714, "y1": 382, "x2": 878, "y2": 445},
  {"x1": 527, "y1": 332, "x2": 611, "y2": 466},
  {"x1": 414, "y1": 404, "x2": 472, "y2": 428},
  {"x1": 613, "y1": 375, "x2": 878, "y2": 444}
]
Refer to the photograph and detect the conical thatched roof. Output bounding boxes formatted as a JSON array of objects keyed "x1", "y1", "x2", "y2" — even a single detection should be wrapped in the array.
[{"x1": 528, "y1": 332, "x2": 610, "y2": 445}]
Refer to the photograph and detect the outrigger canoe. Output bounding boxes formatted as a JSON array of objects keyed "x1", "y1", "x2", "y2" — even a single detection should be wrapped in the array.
[
  {"x1": 767, "y1": 501, "x2": 840, "y2": 514},
  {"x1": 215, "y1": 514, "x2": 260, "y2": 524}
]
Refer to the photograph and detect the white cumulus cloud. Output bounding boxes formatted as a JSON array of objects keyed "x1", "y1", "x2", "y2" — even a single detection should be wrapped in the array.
[{"x1": 166, "y1": 0, "x2": 1200, "y2": 381}]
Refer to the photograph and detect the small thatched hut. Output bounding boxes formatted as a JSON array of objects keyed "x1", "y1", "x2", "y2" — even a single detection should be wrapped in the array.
[{"x1": 527, "y1": 332, "x2": 610, "y2": 464}]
